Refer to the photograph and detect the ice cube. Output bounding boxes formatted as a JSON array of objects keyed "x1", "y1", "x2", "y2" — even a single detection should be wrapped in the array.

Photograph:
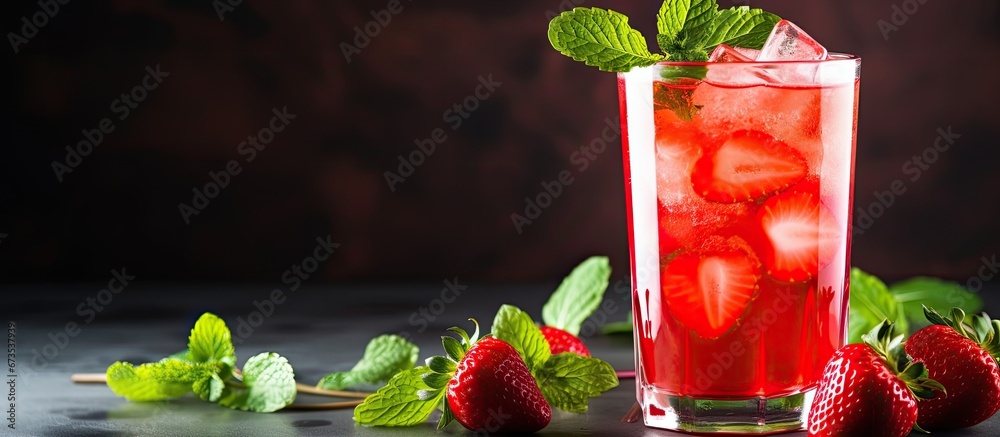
[
  {"x1": 757, "y1": 20, "x2": 828, "y2": 84},
  {"x1": 706, "y1": 44, "x2": 770, "y2": 86},
  {"x1": 708, "y1": 44, "x2": 754, "y2": 63},
  {"x1": 758, "y1": 20, "x2": 828, "y2": 61},
  {"x1": 733, "y1": 47, "x2": 761, "y2": 60}
]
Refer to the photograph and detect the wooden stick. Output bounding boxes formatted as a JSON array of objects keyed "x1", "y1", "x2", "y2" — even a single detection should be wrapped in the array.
[
  {"x1": 71, "y1": 373, "x2": 108, "y2": 383},
  {"x1": 283, "y1": 400, "x2": 364, "y2": 410},
  {"x1": 294, "y1": 384, "x2": 371, "y2": 399},
  {"x1": 70, "y1": 373, "x2": 373, "y2": 399}
]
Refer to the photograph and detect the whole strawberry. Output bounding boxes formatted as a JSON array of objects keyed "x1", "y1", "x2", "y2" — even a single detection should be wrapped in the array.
[
  {"x1": 905, "y1": 307, "x2": 1000, "y2": 430},
  {"x1": 446, "y1": 335, "x2": 551, "y2": 433},
  {"x1": 808, "y1": 321, "x2": 943, "y2": 437},
  {"x1": 539, "y1": 326, "x2": 591, "y2": 356}
]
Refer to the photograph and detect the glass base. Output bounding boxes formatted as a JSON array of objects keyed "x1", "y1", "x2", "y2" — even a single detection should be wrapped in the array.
[{"x1": 641, "y1": 387, "x2": 813, "y2": 434}]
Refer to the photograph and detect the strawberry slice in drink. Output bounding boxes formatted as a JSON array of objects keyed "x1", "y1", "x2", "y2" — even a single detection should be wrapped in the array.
[
  {"x1": 758, "y1": 188, "x2": 840, "y2": 282},
  {"x1": 662, "y1": 237, "x2": 760, "y2": 338},
  {"x1": 691, "y1": 130, "x2": 807, "y2": 203}
]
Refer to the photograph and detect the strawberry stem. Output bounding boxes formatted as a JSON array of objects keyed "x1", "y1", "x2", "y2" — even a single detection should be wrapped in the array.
[
  {"x1": 923, "y1": 305, "x2": 1000, "y2": 364},
  {"x1": 862, "y1": 320, "x2": 945, "y2": 400}
]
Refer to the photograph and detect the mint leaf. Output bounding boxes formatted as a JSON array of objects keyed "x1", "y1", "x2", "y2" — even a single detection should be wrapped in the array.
[
  {"x1": 106, "y1": 360, "x2": 217, "y2": 401},
  {"x1": 536, "y1": 353, "x2": 619, "y2": 413},
  {"x1": 492, "y1": 304, "x2": 551, "y2": 376},
  {"x1": 890, "y1": 277, "x2": 983, "y2": 332},
  {"x1": 318, "y1": 335, "x2": 418, "y2": 390},
  {"x1": 656, "y1": 0, "x2": 687, "y2": 39},
  {"x1": 542, "y1": 256, "x2": 612, "y2": 336},
  {"x1": 656, "y1": 0, "x2": 718, "y2": 55},
  {"x1": 703, "y1": 7, "x2": 781, "y2": 50},
  {"x1": 354, "y1": 366, "x2": 444, "y2": 426},
  {"x1": 219, "y1": 352, "x2": 296, "y2": 413},
  {"x1": 188, "y1": 313, "x2": 237, "y2": 368},
  {"x1": 548, "y1": 8, "x2": 664, "y2": 73},
  {"x1": 849, "y1": 268, "x2": 907, "y2": 344}
]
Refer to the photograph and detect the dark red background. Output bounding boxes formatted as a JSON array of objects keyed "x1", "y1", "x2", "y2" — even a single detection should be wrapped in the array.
[{"x1": 3, "y1": 1, "x2": 999, "y2": 284}]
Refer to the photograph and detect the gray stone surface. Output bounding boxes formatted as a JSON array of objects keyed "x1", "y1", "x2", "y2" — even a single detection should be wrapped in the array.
[{"x1": 2, "y1": 283, "x2": 998, "y2": 436}]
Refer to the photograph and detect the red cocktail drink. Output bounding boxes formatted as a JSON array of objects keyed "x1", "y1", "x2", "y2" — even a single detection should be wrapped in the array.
[{"x1": 620, "y1": 54, "x2": 860, "y2": 432}]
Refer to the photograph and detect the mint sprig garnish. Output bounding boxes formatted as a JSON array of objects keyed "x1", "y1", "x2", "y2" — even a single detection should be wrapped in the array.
[
  {"x1": 105, "y1": 312, "x2": 296, "y2": 413},
  {"x1": 548, "y1": 2, "x2": 779, "y2": 121},
  {"x1": 318, "y1": 335, "x2": 418, "y2": 391},
  {"x1": 548, "y1": 2, "x2": 781, "y2": 71},
  {"x1": 542, "y1": 256, "x2": 611, "y2": 336}
]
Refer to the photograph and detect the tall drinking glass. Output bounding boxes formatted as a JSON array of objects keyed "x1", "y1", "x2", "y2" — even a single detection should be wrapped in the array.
[{"x1": 619, "y1": 55, "x2": 860, "y2": 433}]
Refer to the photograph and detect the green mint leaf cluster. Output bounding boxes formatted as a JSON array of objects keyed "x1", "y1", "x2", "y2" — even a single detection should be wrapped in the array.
[
  {"x1": 318, "y1": 335, "x2": 418, "y2": 390},
  {"x1": 106, "y1": 313, "x2": 296, "y2": 413},
  {"x1": 542, "y1": 256, "x2": 611, "y2": 336},
  {"x1": 849, "y1": 268, "x2": 984, "y2": 344},
  {"x1": 492, "y1": 305, "x2": 619, "y2": 413},
  {"x1": 548, "y1": 1, "x2": 781, "y2": 72}
]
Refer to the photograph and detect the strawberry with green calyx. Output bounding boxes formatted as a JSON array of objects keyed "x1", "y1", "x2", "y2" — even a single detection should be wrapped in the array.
[
  {"x1": 540, "y1": 256, "x2": 611, "y2": 356},
  {"x1": 444, "y1": 326, "x2": 551, "y2": 433},
  {"x1": 354, "y1": 305, "x2": 619, "y2": 430},
  {"x1": 808, "y1": 321, "x2": 944, "y2": 437},
  {"x1": 904, "y1": 306, "x2": 1000, "y2": 430},
  {"x1": 354, "y1": 320, "x2": 551, "y2": 432}
]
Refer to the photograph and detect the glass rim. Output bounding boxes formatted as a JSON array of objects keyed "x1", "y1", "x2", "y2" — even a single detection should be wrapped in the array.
[{"x1": 654, "y1": 52, "x2": 860, "y2": 67}]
